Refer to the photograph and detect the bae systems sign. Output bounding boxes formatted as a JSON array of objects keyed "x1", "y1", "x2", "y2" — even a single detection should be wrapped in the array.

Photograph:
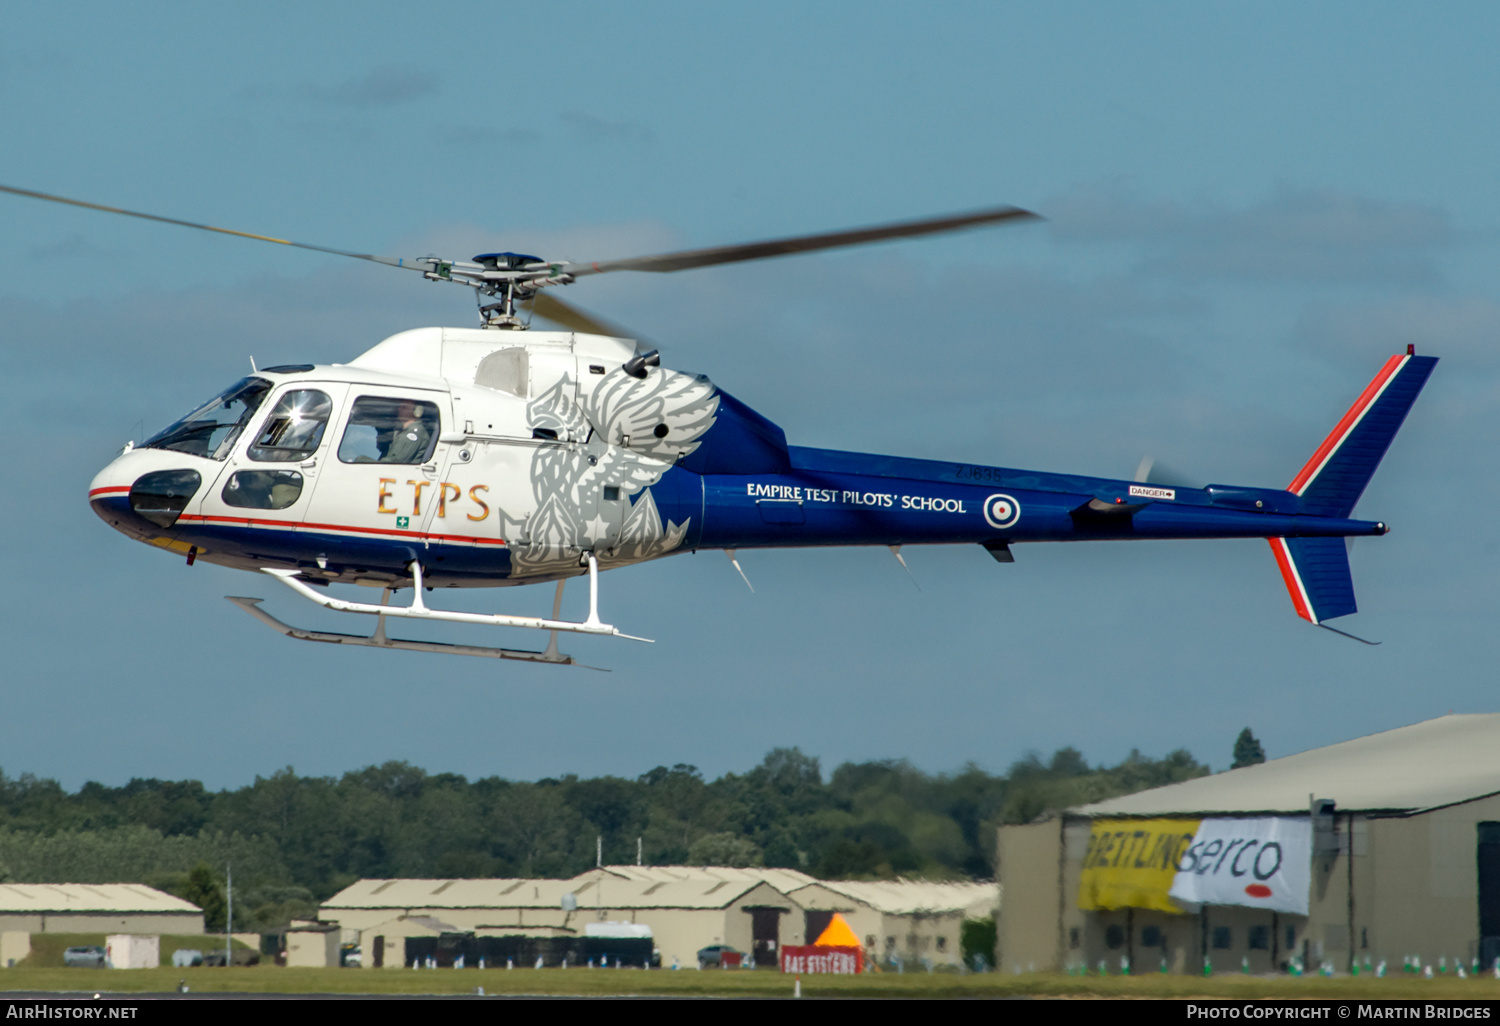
[{"x1": 1169, "y1": 817, "x2": 1311, "y2": 915}]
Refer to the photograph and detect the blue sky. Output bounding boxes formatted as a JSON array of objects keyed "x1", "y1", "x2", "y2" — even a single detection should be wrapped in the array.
[{"x1": 2, "y1": 2, "x2": 1497, "y2": 789}]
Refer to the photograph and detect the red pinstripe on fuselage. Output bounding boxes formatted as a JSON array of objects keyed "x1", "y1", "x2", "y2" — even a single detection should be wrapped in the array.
[
  {"x1": 89, "y1": 491, "x2": 507, "y2": 548},
  {"x1": 176, "y1": 512, "x2": 508, "y2": 547}
]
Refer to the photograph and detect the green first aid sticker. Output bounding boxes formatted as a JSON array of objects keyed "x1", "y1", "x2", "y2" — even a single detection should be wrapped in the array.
[{"x1": 396, "y1": 516, "x2": 410, "y2": 529}]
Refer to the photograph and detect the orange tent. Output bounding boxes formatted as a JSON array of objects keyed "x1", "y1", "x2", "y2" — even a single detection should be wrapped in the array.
[{"x1": 812, "y1": 913, "x2": 861, "y2": 948}]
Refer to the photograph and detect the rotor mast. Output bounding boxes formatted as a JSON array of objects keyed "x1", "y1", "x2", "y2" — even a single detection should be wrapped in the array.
[{"x1": 423, "y1": 251, "x2": 574, "y2": 330}]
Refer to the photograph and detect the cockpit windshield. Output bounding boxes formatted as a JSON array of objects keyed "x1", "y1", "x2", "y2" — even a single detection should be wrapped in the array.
[{"x1": 142, "y1": 377, "x2": 273, "y2": 460}]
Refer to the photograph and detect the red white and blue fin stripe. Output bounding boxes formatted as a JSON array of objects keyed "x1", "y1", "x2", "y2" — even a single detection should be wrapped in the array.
[
  {"x1": 1269, "y1": 350, "x2": 1437, "y2": 625},
  {"x1": 1288, "y1": 351, "x2": 1438, "y2": 518},
  {"x1": 1269, "y1": 536, "x2": 1357, "y2": 625}
]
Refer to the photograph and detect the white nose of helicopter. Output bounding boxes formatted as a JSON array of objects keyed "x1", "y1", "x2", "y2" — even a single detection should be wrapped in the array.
[{"x1": 88, "y1": 448, "x2": 208, "y2": 539}]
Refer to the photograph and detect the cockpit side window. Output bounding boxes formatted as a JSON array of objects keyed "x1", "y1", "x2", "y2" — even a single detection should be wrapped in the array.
[
  {"x1": 248, "y1": 389, "x2": 332, "y2": 462},
  {"x1": 142, "y1": 377, "x2": 273, "y2": 460},
  {"x1": 337, "y1": 396, "x2": 441, "y2": 465}
]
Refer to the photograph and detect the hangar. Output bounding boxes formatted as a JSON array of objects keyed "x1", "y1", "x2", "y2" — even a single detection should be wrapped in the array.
[
  {"x1": 578, "y1": 865, "x2": 997, "y2": 967},
  {"x1": 997, "y1": 714, "x2": 1500, "y2": 975},
  {"x1": 574, "y1": 865, "x2": 816, "y2": 965},
  {"x1": 0, "y1": 883, "x2": 204, "y2": 966},
  {"x1": 0, "y1": 883, "x2": 203, "y2": 934},
  {"x1": 321, "y1": 871, "x2": 797, "y2": 969},
  {"x1": 320, "y1": 867, "x2": 1000, "y2": 970}
]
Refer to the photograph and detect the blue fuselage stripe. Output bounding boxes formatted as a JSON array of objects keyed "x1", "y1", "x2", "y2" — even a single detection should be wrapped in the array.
[{"x1": 669, "y1": 467, "x2": 1379, "y2": 550}]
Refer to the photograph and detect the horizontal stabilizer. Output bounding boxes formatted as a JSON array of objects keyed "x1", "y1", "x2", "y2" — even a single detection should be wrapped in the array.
[{"x1": 1269, "y1": 537, "x2": 1356, "y2": 624}]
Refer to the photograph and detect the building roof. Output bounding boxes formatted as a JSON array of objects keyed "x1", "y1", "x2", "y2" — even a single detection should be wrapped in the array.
[
  {"x1": 790, "y1": 879, "x2": 999, "y2": 916},
  {"x1": 322, "y1": 878, "x2": 568, "y2": 911},
  {"x1": 321, "y1": 874, "x2": 790, "y2": 913},
  {"x1": 568, "y1": 876, "x2": 787, "y2": 910},
  {"x1": 0, "y1": 883, "x2": 201, "y2": 915},
  {"x1": 583, "y1": 865, "x2": 820, "y2": 892},
  {"x1": 587, "y1": 867, "x2": 998, "y2": 916},
  {"x1": 1073, "y1": 714, "x2": 1500, "y2": 817}
]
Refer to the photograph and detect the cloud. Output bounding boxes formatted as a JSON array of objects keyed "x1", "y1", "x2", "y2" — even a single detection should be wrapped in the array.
[
  {"x1": 1050, "y1": 185, "x2": 1454, "y2": 285},
  {"x1": 442, "y1": 125, "x2": 544, "y2": 148},
  {"x1": 300, "y1": 66, "x2": 438, "y2": 108},
  {"x1": 27, "y1": 234, "x2": 91, "y2": 260},
  {"x1": 0, "y1": 41, "x2": 69, "y2": 76},
  {"x1": 558, "y1": 110, "x2": 656, "y2": 145}
]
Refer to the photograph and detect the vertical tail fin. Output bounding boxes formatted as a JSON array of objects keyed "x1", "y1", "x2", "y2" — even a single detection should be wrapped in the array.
[
  {"x1": 1288, "y1": 350, "x2": 1438, "y2": 517},
  {"x1": 1270, "y1": 350, "x2": 1436, "y2": 626}
]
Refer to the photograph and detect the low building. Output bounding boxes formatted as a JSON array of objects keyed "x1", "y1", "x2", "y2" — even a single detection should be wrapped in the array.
[
  {"x1": 321, "y1": 878, "x2": 541, "y2": 968},
  {"x1": 321, "y1": 872, "x2": 799, "y2": 969},
  {"x1": 788, "y1": 879, "x2": 999, "y2": 966},
  {"x1": 997, "y1": 714, "x2": 1500, "y2": 975},
  {"x1": 0, "y1": 883, "x2": 202, "y2": 967},
  {"x1": 105, "y1": 934, "x2": 159, "y2": 970},
  {"x1": 0, "y1": 883, "x2": 203, "y2": 935},
  {"x1": 577, "y1": 865, "x2": 821, "y2": 963},
  {"x1": 321, "y1": 866, "x2": 1001, "y2": 970},
  {"x1": 589, "y1": 866, "x2": 999, "y2": 966},
  {"x1": 282, "y1": 918, "x2": 341, "y2": 968}
]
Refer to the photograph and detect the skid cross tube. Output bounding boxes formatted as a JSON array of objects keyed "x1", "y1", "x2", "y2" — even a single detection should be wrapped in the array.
[{"x1": 257, "y1": 554, "x2": 652, "y2": 642}]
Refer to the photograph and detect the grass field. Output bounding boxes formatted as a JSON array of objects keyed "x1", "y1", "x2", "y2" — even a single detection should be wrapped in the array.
[{"x1": 4, "y1": 966, "x2": 1500, "y2": 998}]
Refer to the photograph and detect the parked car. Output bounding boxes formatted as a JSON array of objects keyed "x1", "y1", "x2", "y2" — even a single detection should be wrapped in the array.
[
  {"x1": 171, "y1": 949, "x2": 203, "y2": 967},
  {"x1": 341, "y1": 945, "x2": 362, "y2": 967},
  {"x1": 697, "y1": 945, "x2": 743, "y2": 969},
  {"x1": 63, "y1": 946, "x2": 106, "y2": 968},
  {"x1": 201, "y1": 948, "x2": 260, "y2": 967}
]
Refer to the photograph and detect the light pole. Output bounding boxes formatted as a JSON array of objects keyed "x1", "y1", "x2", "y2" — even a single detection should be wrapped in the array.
[{"x1": 225, "y1": 863, "x2": 233, "y2": 968}]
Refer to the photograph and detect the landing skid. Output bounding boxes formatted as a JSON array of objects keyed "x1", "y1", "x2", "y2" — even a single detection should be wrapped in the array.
[
  {"x1": 227, "y1": 596, "x2": 603, "y2": 666},
  {"x1": 225, "y1": 554, "x2": 647, "y2": 666}
]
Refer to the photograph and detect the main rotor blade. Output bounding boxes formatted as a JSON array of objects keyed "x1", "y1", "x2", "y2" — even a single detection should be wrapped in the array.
[
  {"x1": 526, "y1": 292, "x2": 647, "y2": 342},
  {"x1": 572, "y1": 205, "x2": 1040, "y2": 275},
  {"x1": 0, "y1": 183, "x2": 417, "y2": 270}
]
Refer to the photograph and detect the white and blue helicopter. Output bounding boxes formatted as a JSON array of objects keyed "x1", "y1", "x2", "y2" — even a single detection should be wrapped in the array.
[{"x1": 3, "y1": 186, "x2": 1435, "y2": 664}]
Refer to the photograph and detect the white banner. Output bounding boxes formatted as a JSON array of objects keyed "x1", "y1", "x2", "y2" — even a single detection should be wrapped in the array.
[{"x1": 1168, "y1": 816, "x2": 1310, "y2": 915}]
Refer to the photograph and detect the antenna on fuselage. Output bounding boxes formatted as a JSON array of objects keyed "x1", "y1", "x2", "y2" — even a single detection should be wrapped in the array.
[
  {"x1": 724, "y1": 549, "x2": 754, "y2": 593},
  {"x1": 889, "y1": 545, "x2": 921, "y2": 591}
]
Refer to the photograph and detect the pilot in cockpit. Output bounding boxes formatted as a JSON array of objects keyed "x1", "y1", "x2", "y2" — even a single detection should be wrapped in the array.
[{"x1": 383, "y1": 400, "x2": 431, "y2": 464}]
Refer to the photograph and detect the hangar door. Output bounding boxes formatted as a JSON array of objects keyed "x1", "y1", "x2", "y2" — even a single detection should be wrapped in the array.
[
  {"x1": 804, "y1": 910, "x2": 834, "y2": 945},
  {"x1": 1479, "y1": 822, "x2": 1500, "y2": 969},
  {"x1": 744, "y1": 906, "x2": 786, "y2": 965}
]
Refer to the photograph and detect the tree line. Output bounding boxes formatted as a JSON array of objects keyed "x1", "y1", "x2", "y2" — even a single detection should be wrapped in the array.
[{"x1": 0, "y1": 742, "x2": 1220, "y2": 931}]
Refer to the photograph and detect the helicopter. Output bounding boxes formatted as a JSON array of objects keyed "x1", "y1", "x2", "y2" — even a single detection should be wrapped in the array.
[{"x1": 2, "y1": 185, "x2": 1437, "y2": 665}]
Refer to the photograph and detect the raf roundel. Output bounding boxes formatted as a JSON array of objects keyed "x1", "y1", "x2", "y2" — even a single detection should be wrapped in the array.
[{"x1": 983, "y1": 494, "x2": 1021, "y2": 530}]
